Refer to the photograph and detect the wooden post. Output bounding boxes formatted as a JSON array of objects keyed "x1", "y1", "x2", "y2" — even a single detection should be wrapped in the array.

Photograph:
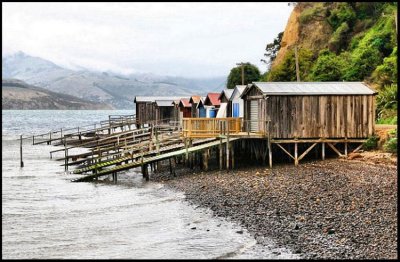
[
  {"x1": 108, "y1": 115, "x2": 111, "y2": 135},
  {"x1": 20, "y1": 135, "x2": 24, "y2": 167},
  {"x1": 32, "y1": 135, "x2": 35, "y2": 145},
  {"x1": 64, "y1": 141, "x2": 67, "y2": 171},
  {"x1": 169, "y1": 158, "x2": 173, "y2": 175},
  {"x1": 268, "y1": 122, "x2": 272, "y2": 168},
  {"x1": 295, "y1": 45, "x2": 300, "y2": 82},
  {"x1": 202, "y1": 149, "x2": 209, "y2": 171},
  {"x1": 219, "y1": 138, "x2": 223, "y2": 170},
  {"x1": 231, "y1": 141, "x2": 234, "y2": 169},
  {"x1": 344, "y1": 138, "x2": 348, "y2": 157},
  {"x1": 294, "y1": 142, "x2": 298, "y2": 166},
  {"x1": 226, "y1": 120, "x2": 230, "y2": 171},
  {"x1": 65, "y1": 138, "x2": 68, "y2": 171},
  {"x1": 144, "y1": 164, "x2": 149, "y2": 181},
  {"x1": 322, "y1": 142, "x2": 325, "y2": 160},
  {"x1": 173, "y1": 157, "x2": 177, "y2": 177},
  {"x1": 60, "y1": 128, "x2": 63, "y2": 139},
  {"x1": 48, "y1": 131, "x2": 51, "y2": 145}
]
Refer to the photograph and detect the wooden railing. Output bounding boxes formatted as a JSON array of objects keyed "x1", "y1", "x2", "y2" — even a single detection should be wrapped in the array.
[{"x1": 182, "y1": 118, "x2": 242, "y2": 138}]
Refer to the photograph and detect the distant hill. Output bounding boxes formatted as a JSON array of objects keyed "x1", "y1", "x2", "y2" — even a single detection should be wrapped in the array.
[
  {"x1": 2, "y1": 52, "x2": 227, "y2": 109},
  {"x1": 2, "y1": 79, "x2": 114, "y2": 110}
]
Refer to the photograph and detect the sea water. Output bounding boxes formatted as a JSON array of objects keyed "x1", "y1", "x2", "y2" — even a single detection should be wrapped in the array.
[{"x1": 2, "y1": 110, "x2": 298, "y2": 259}]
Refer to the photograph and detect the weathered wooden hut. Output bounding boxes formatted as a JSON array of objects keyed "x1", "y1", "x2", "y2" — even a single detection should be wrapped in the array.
[
  {"x1": 240, "y1": 82, "x2": 377, "y2": 138},
  {"x1": 178, "y1": 98, "x2": 192, "y2": 118},
  {"x1": 134, "y1": 96, "x2": 186, "y2": 127},
  {"x1": 203, "y1": 93, "x2": 221, "y2": 118},
  {"x1": 196, "y1": 97, "x2": 207, "y2": 117},
  {"x1": 218, "y1": 89, "x2": 234, "y2": 117},
  {"x1": 189, "y1": 95, "x2": 202, "y2": 118},
  {"x1": 229, "y1": 85, "x2": 246, "y2": 118}
]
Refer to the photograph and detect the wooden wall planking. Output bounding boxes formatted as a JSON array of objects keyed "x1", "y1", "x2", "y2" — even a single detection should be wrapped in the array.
[{"x1": 249, "y1": 94, "x2": 376, "y2": 139}]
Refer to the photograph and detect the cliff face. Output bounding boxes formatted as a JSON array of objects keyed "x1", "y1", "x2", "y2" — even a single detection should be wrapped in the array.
[
  {"x1": 267, "y1": 2, "x2": 397, "y2": 88},
  {"x1": 272, "y1": 3, "x2": 333, "y2": 68}
]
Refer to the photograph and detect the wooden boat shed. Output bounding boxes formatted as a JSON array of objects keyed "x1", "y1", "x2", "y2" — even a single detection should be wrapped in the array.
[
  {"x1": 218, "y1": 89, "x2": 234, "y2": 117},
  {"x1": 241, "y1": 82, "x2": 377, "y2": 138},
  {"x1": 229, "y1": 85, "x2": 246, "y2": 118},
  {"x1": 134, "y1": 96, "x2": 187, "y2": 127},
  {"x1": 178, "y1": 98, "x2": 192, "y2": 118},
  {"x1": 189, "y1": 95, "x2": 202, "y2": 118}
]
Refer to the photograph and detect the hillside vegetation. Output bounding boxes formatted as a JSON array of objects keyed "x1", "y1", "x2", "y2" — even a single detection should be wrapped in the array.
[{"x1": 262, "y1": 2, "x2": 397, "y2": 125}]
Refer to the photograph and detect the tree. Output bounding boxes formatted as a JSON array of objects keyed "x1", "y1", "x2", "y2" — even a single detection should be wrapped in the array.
[
  {"x1": 261, "y1": 32, "x2": 283, "y2": 70},
  {"x1": 226, "y1": 63, "x2": 261, "y2": 89},
  {"x1": 267, "y1": 48, "x2": 314, "y2": 81}
]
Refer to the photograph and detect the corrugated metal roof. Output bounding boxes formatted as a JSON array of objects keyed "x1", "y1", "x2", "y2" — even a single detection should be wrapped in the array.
[
  {"x1": 155, "y1": 100, "x2": 174, "y2": 107},
  {"x1": 250, "y1": 82, "x2": 376, "y2": 95},
  {"x1": 223, "y1": 89, "x2": 234, "y2": 98},
  {"x1": 134, "y1": 96, "x2": 188, "y2": 102},
  {"x1": 230, "y1": 85, "x2": 247, "y2": 100}
]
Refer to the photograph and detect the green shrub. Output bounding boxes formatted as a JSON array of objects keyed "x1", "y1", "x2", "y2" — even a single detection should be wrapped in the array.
[
  {"x1": 372, "y1": 47, "x2": 397, "y2": 86},
  {"x1": 308, "y1": 49, "x2": 346, "y2": 81},
  {"x1": 327, "y1": 2, "x2": 357, "y2": 30},
  {"x1": 328, "y1": 22, "x2": 351, "y2": 52},
  {"x1": 383, "y1": 129, "x2": 397, "y2": 153},
  {"x1": 376, "y1": 116, "x2": 397, "y2": 125},
  {"x1": 299, "y1": 3, "x2": 326, "y2": 24},
  {"x1": 376, "y1": 84, "x2": 398, "y2": 120},
  {"x1": 384, "y1": 138, "x2": 397, "y2": 153},
  {"x1": 363, "y1": 135, "x2": 379, "y2": 150},
  {"x1": 267, "y1": 48, "x2": 314, "y2": 81}
]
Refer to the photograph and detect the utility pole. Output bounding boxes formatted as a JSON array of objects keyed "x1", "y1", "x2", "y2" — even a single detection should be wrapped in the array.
[
  {"x1": 236, "y1": 62, "x2": 245, "y2": 85},
  {"x1": 294, "y1": 45, "x2": 300, "y2": 82}
]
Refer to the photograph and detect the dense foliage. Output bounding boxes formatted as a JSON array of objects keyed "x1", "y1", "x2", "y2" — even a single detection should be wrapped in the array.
[
  {"x1": 226, "y1": 63, "x2": 261, "y2": 89},
  {"x1": 262, "y1": 2, "x2": 397, "y2": 122}
]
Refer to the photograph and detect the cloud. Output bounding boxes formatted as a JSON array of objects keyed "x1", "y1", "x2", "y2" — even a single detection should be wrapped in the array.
[{"x1": 2, "y1": 2, "x2": 293, "y2": 77}]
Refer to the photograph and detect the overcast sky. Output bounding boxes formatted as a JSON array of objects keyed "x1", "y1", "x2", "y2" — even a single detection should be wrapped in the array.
[{"x1": 2, "y1": 2, "x2": 293, "y2": 78}]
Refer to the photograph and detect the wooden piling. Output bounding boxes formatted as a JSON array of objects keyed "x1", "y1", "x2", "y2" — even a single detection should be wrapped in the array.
[
  {"x1": 219, "y1": 138, "x2": 223, "y2": 170},
  {"x1": 202, "y1": 149, "x2": 209, "y2": 171},
  {"x1": 322, "y1": 142, "x2": 325, "y2": 160},
  {"x1": 20, "y1": 135, "x2": 24, "y2": 167},
  {"x1": 294, "y1": 142, "x2": 298, "y2": 166},
  {"x1": 231, "y1": 142, "x2": 234, "y2": 169}
]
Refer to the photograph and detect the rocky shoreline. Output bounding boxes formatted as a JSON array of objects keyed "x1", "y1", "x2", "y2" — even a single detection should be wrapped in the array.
[{"x1": 151, "y1": 159, "x2": 397, "y2": 259}]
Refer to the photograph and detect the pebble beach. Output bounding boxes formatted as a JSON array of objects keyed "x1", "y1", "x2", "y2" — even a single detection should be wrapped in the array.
[{"x1": 152, "y1": 158, "x2": 397, "y2": 259}]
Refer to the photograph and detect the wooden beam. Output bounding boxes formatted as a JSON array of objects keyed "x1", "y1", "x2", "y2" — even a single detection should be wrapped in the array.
[
  {"x1": 298, "y1": 142, "x2": 318, "y2": 161},
  {"x1": 294, "y1": 142, "x2": 298, "y2": 166},
  {"x1": 327, "y1": 142, "x2": 344, "y2": 157},
  {"x1": 275, "y1": 143, "x2": 295, "y2": 160},
  {"x1": 352, "y1": 143, "x2": 364, "y2": 153}
]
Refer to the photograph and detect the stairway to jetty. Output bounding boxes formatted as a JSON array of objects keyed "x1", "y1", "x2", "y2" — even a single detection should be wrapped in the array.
[
  {"x1": 72, "y1": 137, "x2": 238, "y2": 182},
  {"x1": 26, "y1": 114, "x2": 242, "y2": 183}
]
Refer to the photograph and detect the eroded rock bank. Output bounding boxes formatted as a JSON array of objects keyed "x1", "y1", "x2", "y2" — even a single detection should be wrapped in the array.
[{"x1": 151, "y1": 159, "x2": 397, "y2": 259}]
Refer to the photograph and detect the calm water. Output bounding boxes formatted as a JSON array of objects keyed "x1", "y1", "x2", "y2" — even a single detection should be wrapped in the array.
[{"x1": 2, "y1": 110, "x2": 297, "y2": 259}]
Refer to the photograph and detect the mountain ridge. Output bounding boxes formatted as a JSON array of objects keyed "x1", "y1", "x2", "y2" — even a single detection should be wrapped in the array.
[
  {"x1": 2, "y1": 51, "x2": 227, "y2": 109},
  {"x1": 2, "y1": 78, "x2": 114, "y2": 110}
]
